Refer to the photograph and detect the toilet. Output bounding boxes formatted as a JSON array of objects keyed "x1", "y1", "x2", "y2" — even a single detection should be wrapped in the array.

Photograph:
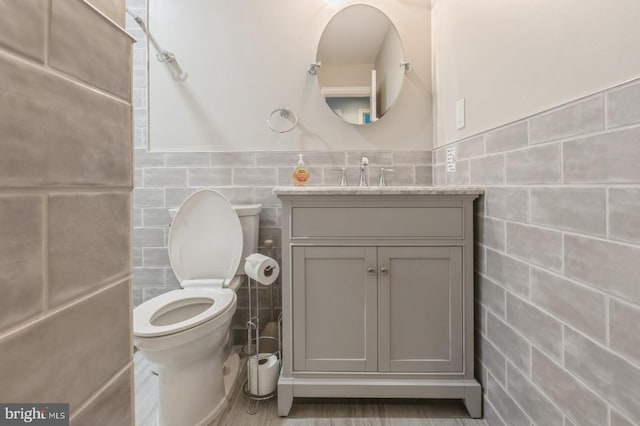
[{"x1": 133, "y1": 189, "x2": 261, "y2": 426}]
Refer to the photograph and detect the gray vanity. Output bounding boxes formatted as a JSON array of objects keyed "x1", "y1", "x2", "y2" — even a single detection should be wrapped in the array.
[{"x1": 274, "y1": 186, "x2": 484, "y2": 418}]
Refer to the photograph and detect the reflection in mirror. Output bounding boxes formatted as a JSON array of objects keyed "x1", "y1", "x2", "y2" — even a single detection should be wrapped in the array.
[{"x1": 316, "y1": 5, "x2": 406, "y2": 125}]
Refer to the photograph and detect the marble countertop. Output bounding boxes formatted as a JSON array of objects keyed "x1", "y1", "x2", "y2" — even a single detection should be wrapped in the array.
[{"x1": 273, "y1": 186, "x2": 484, "y2": 195}]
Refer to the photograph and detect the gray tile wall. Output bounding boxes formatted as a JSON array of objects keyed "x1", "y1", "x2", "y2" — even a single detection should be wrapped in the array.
[
  {"x1": 0, "y1": 0, "x2": 133, "y2": 423},
  {"x1": 434, "y1": 81, "x2": 640, "y2": 426},
  {"x1": 127, "y1": 0, "x2": 432, "y2": 338}
]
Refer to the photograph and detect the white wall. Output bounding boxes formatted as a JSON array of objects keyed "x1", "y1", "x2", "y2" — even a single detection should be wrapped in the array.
[
  {"x1": 432, "y1": 0, "x2": 640, "y2": 147},
  {"x1": 148, "y1": 0, "x2": 431, "y2": 152}
]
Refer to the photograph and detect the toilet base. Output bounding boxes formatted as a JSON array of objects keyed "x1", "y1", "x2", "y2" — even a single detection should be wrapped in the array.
[{"x1": 155, "y1": 351, "x2": 240, "y2": 426}]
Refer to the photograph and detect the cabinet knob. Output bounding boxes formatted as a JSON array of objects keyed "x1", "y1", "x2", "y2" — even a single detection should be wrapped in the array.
[
  {"x1": 367, "y1": 267, "x2": 376, "y2": 276},
  {"x1": 380, "y1": 267, "x2": 389, "y2": 275}
]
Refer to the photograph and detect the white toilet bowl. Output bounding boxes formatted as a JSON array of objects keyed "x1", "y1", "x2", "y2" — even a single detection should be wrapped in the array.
[{"x1": 133, "y1": 189, "x2": 261, "y2": 426}]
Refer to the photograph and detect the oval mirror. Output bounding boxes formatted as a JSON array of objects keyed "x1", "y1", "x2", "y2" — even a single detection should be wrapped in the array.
[{"x1": 315, "y1": 5, "x2": 406, "y2": 125}]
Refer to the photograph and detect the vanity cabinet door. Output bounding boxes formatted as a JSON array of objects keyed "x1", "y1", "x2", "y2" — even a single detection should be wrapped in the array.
[
  {"x1": 377, "y1": 247, "x2": 464, "y2": 373},
  {"x1": 292, "y1": 246, "x2": 378, "y2": 372}
]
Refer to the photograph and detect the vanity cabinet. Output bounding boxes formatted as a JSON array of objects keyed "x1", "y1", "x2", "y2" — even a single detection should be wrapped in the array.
[{"x1": 274, "y1": 188, "x2": 483, "y2": 418}]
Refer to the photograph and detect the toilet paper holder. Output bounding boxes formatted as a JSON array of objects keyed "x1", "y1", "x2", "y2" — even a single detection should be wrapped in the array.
[{"x1": 243, "y1": 274, "x2": 282, "y2": 414}]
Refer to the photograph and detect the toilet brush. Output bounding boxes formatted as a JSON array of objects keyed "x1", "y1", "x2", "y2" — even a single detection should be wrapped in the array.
[{"x1": 260, "y1": 239, "x2": 279, "y2": 354}]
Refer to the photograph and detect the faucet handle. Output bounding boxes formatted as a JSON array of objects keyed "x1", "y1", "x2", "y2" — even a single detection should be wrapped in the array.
[
  {"x1": 331, "y1": 167, "x2": 348, "y2": 186},
  {"x1": 379, "y1": 168, "x2": 394, "y2": 186}
]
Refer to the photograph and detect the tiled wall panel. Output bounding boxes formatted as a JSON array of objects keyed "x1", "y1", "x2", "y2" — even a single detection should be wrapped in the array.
[
  {"x1": 434, "y1": 79, "x2": 640, "y2": 426},
  {"x1": 0, "y1": 1, "x2": 132, "y2": 423}
]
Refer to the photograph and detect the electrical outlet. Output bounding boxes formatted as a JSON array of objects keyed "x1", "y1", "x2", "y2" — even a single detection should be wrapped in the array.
[
  {"x1": 456, "y1": 98, "x2": 465, "y2": 130},
  {"x1": 446, "y1": 146, "x2": 456, "y2": 172}
]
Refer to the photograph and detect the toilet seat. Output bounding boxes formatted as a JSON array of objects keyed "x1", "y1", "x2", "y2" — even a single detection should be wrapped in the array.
[{"x1": 134, "y1": 289, "x2": 235, "y2": 338}]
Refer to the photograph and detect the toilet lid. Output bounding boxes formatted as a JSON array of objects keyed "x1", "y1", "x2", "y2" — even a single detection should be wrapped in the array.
[
  {"x1": 168, "y1": 190, "x2": 243, "y2": 285},
  {"x1": 133, "y1": 288, "x2": 236, "y2": 337}
]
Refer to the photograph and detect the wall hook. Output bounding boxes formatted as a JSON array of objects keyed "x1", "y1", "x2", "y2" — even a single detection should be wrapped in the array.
[
  {"x1": 307, "y1": 62, "x2": 322, "y2": 76},
  {"x1": 401, "y1": 60, "x2": 412, "y2": 74}
]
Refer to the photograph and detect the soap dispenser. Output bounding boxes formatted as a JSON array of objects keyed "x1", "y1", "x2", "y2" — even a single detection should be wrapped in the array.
[{"x1": 293, "y1": 154, "x2": 309, "y2": 187}]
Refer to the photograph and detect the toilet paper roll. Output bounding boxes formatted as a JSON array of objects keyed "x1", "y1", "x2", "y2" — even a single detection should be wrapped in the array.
[
  {"x1": 247, "y1": 353, "x2": 279, "y2": 396},
  {"x1": 244, "y1": 253, "x2": 279, "y2": 286}
]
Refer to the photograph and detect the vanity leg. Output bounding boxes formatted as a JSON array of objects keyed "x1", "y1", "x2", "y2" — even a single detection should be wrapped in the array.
[
  {"x1": 464, "y1": 384, "x2": 483, "y2": 419},
  {"x1": 277, "y1": 379, "x2": 293, "y2": 416}
]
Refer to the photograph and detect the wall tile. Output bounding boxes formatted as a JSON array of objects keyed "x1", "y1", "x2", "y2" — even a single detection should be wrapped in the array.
[
  {"x1": 85, "y1": 0, "x2": 126, "y2": 26},
  {"x1": 485, "y1": 122, "x2": 528, "y2": 154},
  {"x1": 530, "y1": 187, "x2": 606, "y2": 236},
  {"x1": 134, "y1": 149, "x2": 165, "y2": 168},
  {"x1": 434, "y1": 148, "x2": 447, "y2": 165},
  {"x1": 0, "y1": 195, "x2": 43, "y2": 332},
  {"x1": 506, "y1": 362, "x2": 563, "y2": 426},
  {"x1": 211, "y1": 152, "x2": 255, "y2": 166},
  {"x1": 165, "y1": 152, "x2": 209, "y2": 167},
  {"x1": 476, "y1": 274, "x2": 506, "y2": 318},
  {"x1": 564, "y1": 127, "x2": 640, "y2": 183},
  {"x1": 609, "y1": 299, "x2": 640, "y2": 366},
  {"x1": 133, "y1": 207, "x2": 142, "y2": 228},
  {"x1": 484, "y1": 400, "x2": 506, "y2": 426},
  {"x1": 48, "y1": 193, "x2": 130, "y2": 307},
  {"x1": 446, "y1": 160, "x2": 470, "y2": 185},
  {"x1": 50, "y1": 0, "x2": 131, "y2": 100},
  {"x1": 142, "y1": 247, "x2": 170, "y2": 267},
  {"x1": 0, "y1": 55, "x2": 132, "y2": 188},
  {"x1": 487, "y1": 312, "x2": 531, "y2": 375},
  {"x1": 477, "y1": 334, "x2": 506, "y2": 386},
  {"x1": 506, "y1": 222, "x2": 563, "y2": 272},
  {"x1": 220, "y1": 187, "x2": 257, "y2": 205},
  {"x1": 529, "y1": 96, "x2": 604, "y2": 144},
  {"x1": 415, "y1": 165, "x2": 433, "y2": 185},
  {"x1": 0, "y1": 0, "x2": 46, "y2": 62},
  {"x1": 304, "y1": 151, "x2": 347, "y2": 166},
  {"x1": 143, "y1": 168, "x2": 187, "y2": 187},
  {"x1": 133, "y1": 247, "x2": 142, "y2": 268},
  {"x1": 188, "y1": 168, "x2": 232, "y2": 187},
  {"x1": 455, "y1": 136, "x2": 484, "y2": 160},
  {"x1": 71, "y1": 366, "x2": 132, "y2": 425},
  {"x1": 255, "y1": 188, "x2": 282, "y2": 207},
  {"x1": 376, "y1": 165, "x2": 414, "y2": 186},
  {"x1": 611, "y1": 410, "x2": 636, "y2": 426},
  {"x1": 487, "y1": 373, "x2": 530, "y2": 426},
  {"x1": 255, "y1": 151, "x2": 300, "y2": 167},
  {"x1": 531, "y1": 268, "x2": 606, "y2": 343},
  {"x1": 133, "y1": 188, "x2": 164, "y2": 207},
  {"x1": 258, "y1": 207, "x2": 280, "y2": 227},
  {"x1": 433, "y1": 164, "x2": 446, "y2": 186},
  {"x1": 233, "y1": 167, "x2": 277, "y2": 186},
  {"x1": 469, "y1": 154, "x2": 506, "y2": 185},
  {"x1": 506, "y1": 143, "x2": 561, "y2": 184},
  {"x1": 506, "y1": 293, "x2": 562, "y2": 360},
  {"x1": 133, "y1": 227, "x2": 164, "y2": 248},
  {"x1": 132, "y1": 268, "x2": 165, "y2": 287},
  {"x1": 607, "y1": 82, "x2": 640, "y2": 128},
  {"x1": 564, "y1": 327, "x2": 640, "y2": 421},
  {"x1": 531, "y1": 347, "x2": 608, "y2": 426},
  {"x1": 485, "y1": 249, "x2": 530, "y2": 297},
  {"x1": 0, "y1": 281, "x2": 130, "y2": 410},
  {"x1": 609, "y1": 188, "x2": 640, "y2": 244},
  {"x1": 142, "y1": 207, "x2": 171, "y2": 227},
  {"x1": 392, "y1": 150, "x2": 432, "y2": 165},
  {"x1": 477, "y1": 217, "x2": 506, "y2": 251},
  {"x1": 142, "y1": 286, "x2": 176, "y2": 303},
  {"x1": 564, "y1": 235, "x2": 640, "y2": 304},
  {"x1": 484, "y1": 187, "x2": 529, "y2": 222}
]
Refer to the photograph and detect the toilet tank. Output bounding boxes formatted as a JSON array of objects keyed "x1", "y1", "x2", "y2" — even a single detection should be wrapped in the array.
[{"x1": 233, "y1": 204, "x2": 262, "y2": 276}]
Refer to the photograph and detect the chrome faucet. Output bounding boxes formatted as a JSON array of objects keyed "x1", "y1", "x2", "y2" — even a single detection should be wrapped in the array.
[{"x1": 359, "y1": 156, "x2": 369, "y2": 186}]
